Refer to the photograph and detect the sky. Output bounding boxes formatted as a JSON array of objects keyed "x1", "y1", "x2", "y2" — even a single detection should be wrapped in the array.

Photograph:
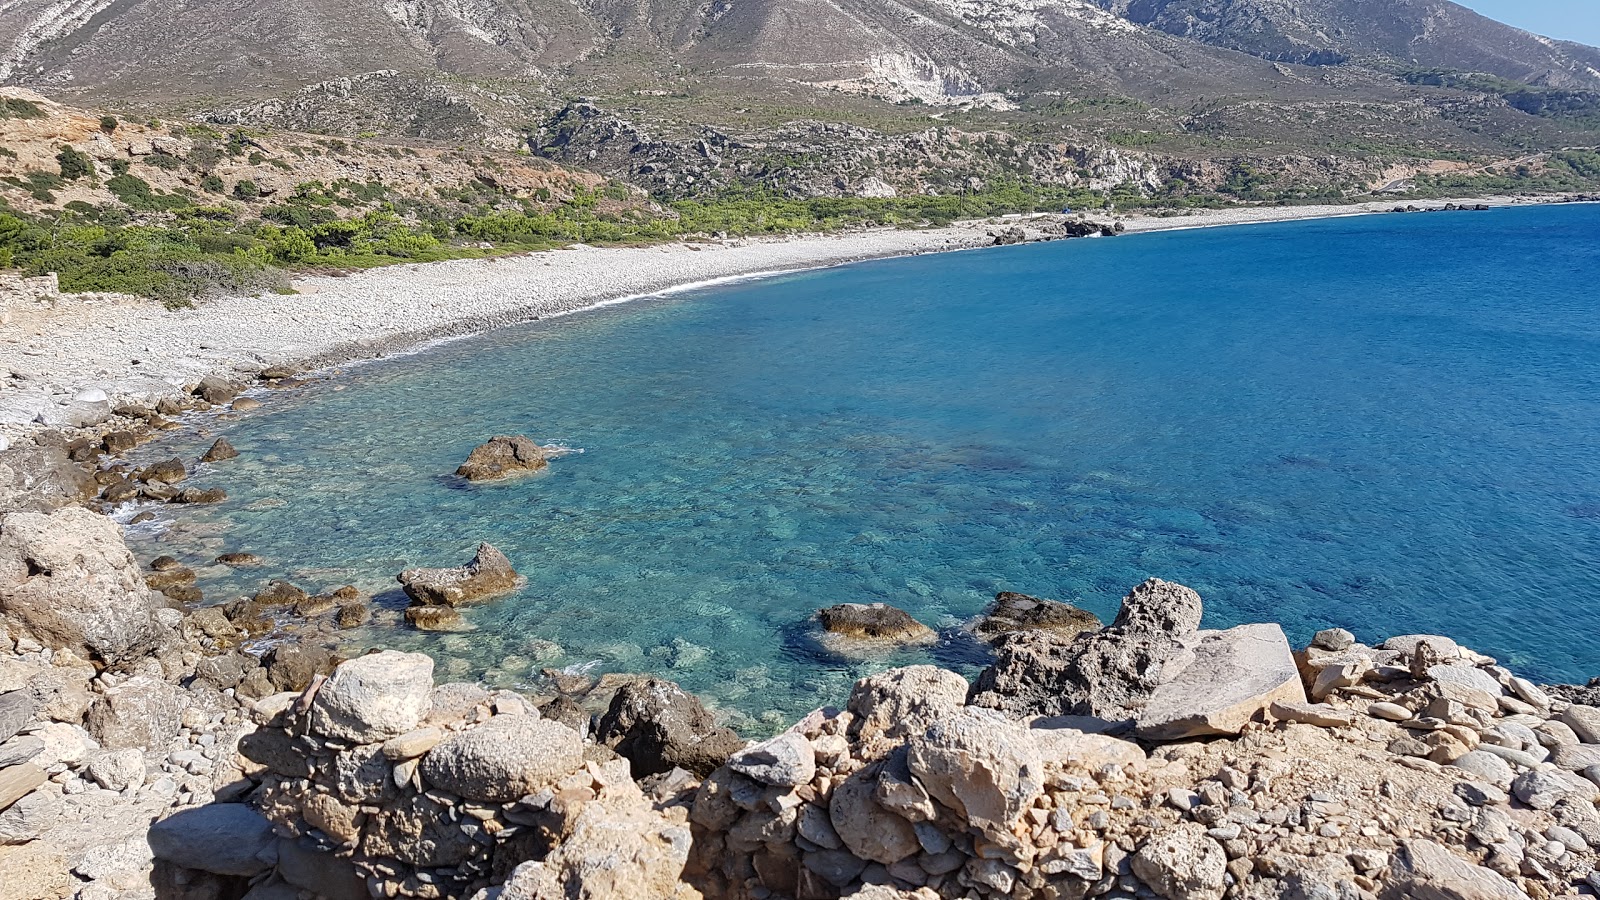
[{"x1": 1459, "y1": 0, "x2": 1600, "y2": 47}]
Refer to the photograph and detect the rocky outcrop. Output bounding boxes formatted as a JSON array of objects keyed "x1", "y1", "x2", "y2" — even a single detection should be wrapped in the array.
[
  {"x1": 0, "y1": 446, "x2": 96, "y2": 514},
  {"x1": 398, "y1": 542, "x2": 521, "y2": 614},
  {"x1": 595, "y1": 678, "x2": 746, "y2": 777},
  {"x1": 972, "y1": 592, "x2": 1101, "y2": 643},
  {"x1": 455, "y1": 436, "x2": 550, "y2": 481},
  {"x1": 817, "y1": 603, "x2": 935, "y2": 645},
  {"x1": 0, "y1": 507, "x2": 167, "y2": 666},
  {"x1": 1135, "y1": 623, "x2": 1305, "y2": 740}
]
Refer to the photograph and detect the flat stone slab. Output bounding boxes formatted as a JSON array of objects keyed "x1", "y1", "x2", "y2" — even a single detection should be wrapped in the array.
[
  {"x1": 0, "y1": 762, "x2": 46, "y2": 812},
  {"x1": 1137, "y1": 624, "x2": 1306, "y2": 741}
]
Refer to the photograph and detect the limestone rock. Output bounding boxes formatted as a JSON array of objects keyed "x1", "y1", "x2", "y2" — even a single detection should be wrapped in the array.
[
  {"x1": 193, "y1": 376, "x2": 241, "y2": 406},
  {"x1": 497, "y1": 786, "x2": 696, "y2": 900},
  {"x1": 201, "y1": 438, "x2": 239, "y2": 463},
  {"x1": 84, "y1": 748, "x2": 146, "y2": 791},
  {"x1": 0, "y1": 691, "x2": 31, "y2": 745},
  {"x1": 596, "y1": 678, "x2": 745, "y2": 777},
  {"x1": 420, "y1": 714, "x2": 583, "y2": 802},
  {"x1": 829, "y1": 763, "x2": 921, "y2": 865},
  {"x1": 147, "y1": 803, "x2": 278, "y2": 876},
  {"x1": 817, "y1": 603, "x2": 934, "y2": 643},
  {"x1": 398, "y1": 543, "x2": 520, "y2": 607},
  {"x1": 1137, "y1": 624, "x2": 1306, "y2": 740},
  {"x1": 848, "y1": 666, "x2": 970, "y2": 749},
  {"x1": 906, "y1": 707, "x2": 1044, "y2": 843},
  {"x1": 1027, "y1": 719, "x2": 1147, "y2": 767},
  {"x1": 973, "y1": 592, "x2": 1101, "y2": 641},
  {"x1": 456, "y1": 436, "x2": 550, "y2": 481},
  {"x1": 1131, "y1": 824, "x2": 1227, "y2": 900},
  {"x1": 1560, "y1": 704, "x2": 1600, "y2": 744},
  {"x1": 728, "y1": 732, "x2": 813, "y2": 787},
  {"x1": 1379, "y1": 839, "x2": 1527, "y2": 900},
  {"x1": 0, "y1": 507, "x2": 165, "y2": 666},
  {"x1": 86, "y1": 675, "x2": 184, "y2": 751},
  {"x1": 310, "y1": 651, "x2": 434, "y2": 744},
  {"x1": 0, "y1": 446, "x2": 97, "y2": 513},
  {"x1": 0, "y1": 762, "x2": 45, "y2": 812}
]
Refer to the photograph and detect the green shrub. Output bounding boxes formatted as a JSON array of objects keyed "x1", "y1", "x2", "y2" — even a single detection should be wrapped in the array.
[
  {"x1": 200, "y1": 174, "x2": 225, "y2": 193},
  {"x1": 109, "y1": 158, "x2": 131, "y2": 177},
  {"x1": 0, "y1": 98, "x2": 44, "y2": 120},
  {"x1": 232, "y1": 179, "x2": 261, "y2": 199},
  {"x1": 100, "y1": 115, "x2": 118, "y2": 134},
  {"x1": 57, "y1": 145, "x2": 95, "y2": 181}
]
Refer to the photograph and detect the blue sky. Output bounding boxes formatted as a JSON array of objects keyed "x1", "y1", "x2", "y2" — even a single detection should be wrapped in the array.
[{"x1": 1460, "y1": 0, "x2": 1600, "y2": 46}]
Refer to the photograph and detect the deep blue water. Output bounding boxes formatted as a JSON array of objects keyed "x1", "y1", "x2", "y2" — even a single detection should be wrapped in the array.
[{"x1": 128, "y1": 204, "x2": 1600, "y2": 729}]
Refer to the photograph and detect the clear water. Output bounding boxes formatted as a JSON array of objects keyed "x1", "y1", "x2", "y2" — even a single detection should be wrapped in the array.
[{"x1": 128, "y1": 205, "x2": 1600, "y2": 730}]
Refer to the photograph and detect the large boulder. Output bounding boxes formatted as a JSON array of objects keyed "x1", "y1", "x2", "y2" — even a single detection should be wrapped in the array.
[
  {"x1": 0, "y1": 446, "x2": 96, "y2": 513},
  {"x1": 817, "y1": 603, "x2": 933, "y2": 644},
  {"x1": 1379, "y1": 839, "x2": 1528, "y2": 900},
  {"x1": 455, "y1": 436, "x2": 550, "y2": 481},
  {"x1": 147, "y1": 804, "x2": 278, "y2": 876},
  {"x1": 973, "y1": 591, "x2": 1101, "y2": 642},
  {"x1": 595, "y1": 679, "x2": 745, "y2": 777},
  {"x1": 847, "y1": 666, "x2": 970, "y2": 751},
  {"x1": 310, "y1": 651, "x2": 435, "y2": 744},
  {"x1": 970, "y1": 578, "x2": 1203, "y2": 720},
  {"x1": 828, "y1": 763, "x2": 921, "y2": 865},
  {"x1": 497, "y1": 783, "x2": 696, "y2": 900},
  {"x1": 419, "y1": 714, "x2": 584, "y2": 802},
  {"x1": 0, "y1": 507, "x2": 165, "y2": 666},
  {"x1": 86, "y1": 675, "x2": 185, "y2": 751},
  {"x1": 1131, "y1": 824, "x2": 1227, "y2": 900},
  {"x1": 1136, "y1": 623, "x2": 1305, "y2": 740},
  {"x1": 398, "y1": 543, "x2": 520, "y2": 607},
  {"x1": 905, "y1": 707, "x2": 1044, "y2": 844}
]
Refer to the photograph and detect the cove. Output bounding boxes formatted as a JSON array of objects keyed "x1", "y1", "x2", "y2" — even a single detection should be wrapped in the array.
[{"x1": 127, "y1": 204, "x2": 1600, "y2": 730}]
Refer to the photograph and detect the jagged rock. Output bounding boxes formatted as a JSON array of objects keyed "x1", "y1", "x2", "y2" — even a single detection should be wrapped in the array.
[
  {"x1": 173, "y1": 487, "x2": 227, "y2": 503},
  {"x1": 1137, "y1": 624, "x2": 1305, "y2": 740},
  {"x1": 728, "y1": 732, "x2": 814, "y2": 787},
  {"x1": 201, "y1": 438, "x2": 239, "y2": 463},
  {"x1": 101, "y1": 431, "x2": 137, "y2": 455},
  {"x1": 421, "y1": 714, "x2": 584, "y2": 802},
  {"x1": 1131, "y1": 824, "x2": 1227, "y2": 900},
  {"x1": 817, "y1": 603, "x2": 933, "y2": 644},
  {"x1": 0, "y1": 692, "x2": 31, "y2": 745},
  {"x1": 148, "y1": 804, "x2": 278, "y2": 876},
  {"x1": 135, "y1": 457, "x2": 186, "y2": 485},
  {"x1": 596, "y1": 678, "x2": 745, "y2": 777},
  {"x1": 335, "y1": 601, "x2": 371, "y2": 628},
  {"x1": 398, "y1": 543, "x2": 520, "y2": 607},
  {"x1": 84, "y1": 748, "x2": 146, "y2": 791},
  {"x1": 86, "y1": 675, "x2": 184, "y2": 750},
  {"x1": 0, "y1": 737, "x2": 43, "y2": 767},
  {"x1": 1312, "y1": 628, "x2": 1355, "y2": 651},
  {"x1": 192, "y1": 376, "x2": 241, "y2": 406},
  {"x1": 829, "y1": 763, "x2": 921, "y2": 865},
  {"x1": 906, "y1": 707, "x2": 1044, "y2": 844},
  {"x1": 0, "y1": 507, "x2": 165, "y2": 666},
  {"x1": 310, "y1": 651, "x2": 434, "y2": 744},
  {"x1": 1383, "y1": 634, "x2": 1460, "y2": 658},
  {"x1": 971, "y1": 578, "x2": 1203, "y2": 720},
  {"x1": 253, "y1": 580, "x2": 306, "y2": 607},
  {"x1": 0, "y1": 446, "x2": 97, "y2": 513},
  {"x1": 1379, "y1": 839, "x2": 1527, "y2": 900},
  {"x1": 455, "y1": 435, "x2": 550, "y2": 481},
  {"x1": 848, "y1": 666, "x2": 970, "y2": 750},
  {"x1": 973, "y1": 592, "x2": 1102, "y2": 641}
]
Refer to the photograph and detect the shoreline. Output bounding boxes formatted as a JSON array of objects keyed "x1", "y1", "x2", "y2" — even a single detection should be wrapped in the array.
[{"x1": 0, "y1": 192, "x2": 1578, "y2": 445}]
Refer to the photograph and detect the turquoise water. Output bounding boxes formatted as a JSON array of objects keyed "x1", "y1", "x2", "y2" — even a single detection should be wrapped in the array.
[{"x1": 129, "y1": 205, "x2": 1600, "y2": 728}]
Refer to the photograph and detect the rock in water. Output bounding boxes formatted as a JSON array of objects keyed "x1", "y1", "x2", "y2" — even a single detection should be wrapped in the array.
[
  {"x1": 455, "y1": 435, "x2": 549, "y2": 481},
  {"x1": 973, "y1": 591, "x2": 1101, "y2": 642},
  {"x1": 191, "y1": 376, "x2": 240, "y2": 406},
  {"x1": 817, "y1": 603, "x2": 934, "y2": 643},
  {"x1": 1136, "y1": 623, "x2": 1306, "y2": 740},
  {"x1": 201, "y1": 438, "x2": 239, "y2": 463},
  {"x1": 398, "y1": 543, "x2": 520, "y2": 607},
  {"x1": 595, "y1": 678, "x2": 745, "y2": 776}
]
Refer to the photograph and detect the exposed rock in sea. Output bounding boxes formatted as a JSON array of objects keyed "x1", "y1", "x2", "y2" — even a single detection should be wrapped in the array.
[
  {"x1": 200, "y1": 438, "x2": 239, "y2": 463},
  {"x1": 455, "y1": 435, "x2": 550, "y2": 481},
  {"x1": 191, "y1": 376, "x2": 241, "y2": 407},
  {"x1": 398, "y1": 542, "x2": 521, "y2": 608},
  {"x1": 817, "y1": 602, "x2": 934, "y2": 645},
  {"x1": 972, "y1": 591, "x2": 1101, "y2": 642},
  {"x1": 595, "y1": 678, "x2": 746, "y2": 777}
]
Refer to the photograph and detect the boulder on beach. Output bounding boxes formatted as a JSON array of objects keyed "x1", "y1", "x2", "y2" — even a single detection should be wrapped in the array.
[
  {"x1": 455, "y1": 435, "x2": 550, "y2": 482},
  {"x1": 817, "y1": 602, "x2": 934, "y2": 644},
  {"x1": 398, "y1": 543, "x2": 520, "y2": 607},
  {"x1": 0, "y1": 445, "x2": 98, "y2": 514},
  {"x1": 973, "y1": 591, "x2": 1101, "y2": 642},
  {"x1": 191, "y1": 376, "x2": 241, "y2": 406}
]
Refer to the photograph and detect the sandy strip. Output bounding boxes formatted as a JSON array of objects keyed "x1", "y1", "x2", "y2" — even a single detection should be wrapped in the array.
[{"x1": 0, "y1": 194, "x2": 1573, "y2": 444}]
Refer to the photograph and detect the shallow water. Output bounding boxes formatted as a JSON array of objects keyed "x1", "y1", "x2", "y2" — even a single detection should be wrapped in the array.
[{"x1": 128, "y1": 205, "x2": 1600, "y2": 728}]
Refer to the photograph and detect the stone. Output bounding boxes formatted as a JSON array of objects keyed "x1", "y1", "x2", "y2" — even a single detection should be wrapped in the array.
[
  {"x1": 101, "y1": 431, "x2": 137, "y2": 455},
  {"x1": 264, "y1": 642, "x2": 339, "y2": 691},
  {"x1": 0, "y1": 507, "x2": 165, "y2": 665},
  {"x1": 147, "y1": 803, "x2": 278, "y2": 876},
  {"x1": 830, "y1": 764, "x2": 921, "y2": 865},
  {"x1": 84, "y1": 748, "x2": 145, "y2": 791},
  {"x1": 135, "y1": 457, "x2": 187, "y2": 485},
  {"x1": 1369, "y1": 701, "x2": 1413, "y2": 722},
  {"x1": 496, "y1": 785, "x2": 694, "y2": 900},
  {"x1": 381, "y1": 726, "x2": 444, "y2": 761},
  {"x1": 275, "y1": 836, "x2": 368, "y2": 900},
  {"x1": 0, "y1": 737, "x2": 43, "y2": 767},
  {"x1": 335, "y1": 601, "x2": 371, "y2": 628},
  {"x1": 1312, "y1": 628, "x2": 1355, "y2": 651},
  {"x1": 906, "y1": 707, "x2": 1044, "y2": 843},
  {"x1": 973, "y1": 592, "x2": 1101, "y2": 642},
  {"x1": 0, "y1": 446, "x2": 98, "y2": 514},
  {"x1": 200, "y1": 438, "x2": 239, "y2": 463},
  {"x1": 0, "y1": 691, "x2": 31, "y2": 745},
  {"x1": 1513, "y1": 768, "x2": 1595, "y2": 809},
  {"x1": 1426, "y1": 665, "x2": 1503, "y2": 698},
  {"x1": 971, "y1": 578, "x2": 1203, "y2": 720},
  {"x1": 848, "y1": 666, "x2": 970, "y2": 748},
  {"x1": 405, "y1": 604, "x2": 468, "y2": 631},
  {"x1": 1560, "y1": 704, "x2": 1600, "y2": 744},
  {"x1": 729, "y1": 732, "x2": 814, "y2": 787},
  {"x1": 215, "y1": 552, "x2": 262, "y2": 567},
  {"x1": 1382, "y1": 635, "x2": 1460, "y2": 658},
  {"x1": 72, "y1": 834, "x2": 152, "y2": 887},
  {"x1": 0, "y1": 763, "x2": 45, "y2": 812},
  {"x1": 173, "y1": 487, "x2": 227, "y2": 503},
  {"x1": 817, "y1": 603, "x2": 934, "y2": 643},
  {"x1": 232, "y1": 397, "x2": 262, "y2": 412},
  {"x1": 0, "y1": 785, "x2": 60, "y2": 844},
  {"x1": 310, "y1": 651, "x2": 434, "y2": 743},
  {"x1": 421, "y1": 714, "x2": 583, "y2": 802},
  {"x1": 1131, "y1": 824, "x2": 1227, "y2": 900},
  {"x1": 398, "y1": 543, "x2": 520, "y2": 607},
  {"x1": 86, "y1": 675, "x2": 184, "y2": 750},
  {"x1": 455, "y1": 435, "x2": 550, "y2": 481},
  {"x1": 1137, "y1": 624, "x2": 1305, "y2": 740},
  {"x1": 1270, "y1": 700, "x2": 1356, "y2": 728},
  {"x1": 1379, "y1": 839, "x2": 1527, "y2": 900},
  {"x1": 192, "y1": 376, "x2": 241, "y2": 406},
  {"x1": 1552, "y1": 743, "x2": 1600, "y2": 770},
  {"x1": 595, "y1": 678, "x2": 745, "y2": 776}
]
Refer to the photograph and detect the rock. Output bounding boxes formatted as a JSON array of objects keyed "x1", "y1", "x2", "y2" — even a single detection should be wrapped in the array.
[
  {"x1": 253, "y1": 580, "x2": 306, "y2": 607},
  {"x1": 275, "y1": 836, "x2": 368, "y2": 900},
  {"x1": 0, "y1": 507, "x2": 165, "y2": 665},
  {"x1": 848, "y1": 666, "x2": 970, "y2": 749},
  {"x1": 1137, "y1": 624, "x2": 1305, "y2": 740},
  {"x1": 264, "y1": 642, "x2": 339, "y2": 691},
  {"x1": 1271, "y1": 700, "x2": 1357, "y2": 728},
  {"x1": 381, "y1": 727, "x2": 444, "y2": 761},
  {"x1": 0, "y1": 781, "x2": 59, "y2": 843},
  {"x1": 1560, "y1": 704, "x2": 1600, "y2": 744},
  {"x1": 830, "y1": 764, "x2": 922, "y2": 864},
  {"x1": 906, "y1": 707, "x2": 1044, "y2": 843},
  {"x1": 135, "y1": 457, "x2": 186, "y2": 484},
  {"x1": 1369, "y1": 702, "x2": 1413, "y2": 722},
  {"x1": 84, "y1": 748, "x2": 145, "y2": 791},
  {"x1": 86, "y1": 675, "x2": 184, "y2": 750},
  {"x1": 0, "y1": 446, "x2": 97, "y2": 513},
  {"x1": 1311, "y1": 628, "x2": 1355, "y2": 651},
  {"x1": 398, "y1": 543, "x2": 520, "y2": 607},
  {"x1": 421, "y1": 714, "x2": 585, "y2": 803},
  {"x1": 971, "y1": 578, "x2": 1202, "y2": 720},
  {"x1": 1379, "y1": 839, "x2": 1527, "y2": 900},
  {"x1": 595, "y1": 678, "x2": 745, "y2": 776},
  {"x1": 817, "y1": 603, "x2": 934, "y2": 643},
  {"x1": 0, "y1": 763, "x2": 45, "y2": 812},
  {"x1": 1512, "y1": 768, "x2": 1596, "y2": 810},
  {"x1": 71, "y1": 834, "x2": 152, "y2": 888},
  {"x1": 1382, "y1": 635, "x2": 1460, "y2": 658},
  {"x1": 335, "y1": 601, "x2": 371, "y2": 628},
  {"x1": 310, "y1": 651, "x2": 435, "y2": 744},
  {"x1": 0, "y1": 692, "x2": 32, "y2": 745},
  {"x1": 972, "y1": 592, "x2": 1101, "y2": 641},
  {"x1": 38, "y1": 399, "x2": 111, "y2": 429},
  {"x1": 1426, "y1": 665, "x2": 1503, "y2": 698},
  {"x1": 147, "y1": 803, "x2": 278, "y2": 876},
  {"x1": 173, "y1": 487, "x2": 226, "y2": 503},
  {"x1": 101, "y1": 431, "x2": 137, "y2": 455},
  {"x1": 729, "y1": 732, "x2": 814, "y2": 787},
  {"x1": 455, "y1": 435, "x2": 550, "y2": 481},
  {"x1": 405, "y1": 605, "x2": 468, "y2": 631},
  {"x1": 0, "y1": 737, "x2": 43, "y2": 767},
  {"x1": 1131, "y1": 824, "x2": 1227, "y2": 900},
  {"x1": 192, "y1": 376, "x2": 240, "y2": 406},
  {"x1": 1026, "y1": 719, "x2": 1146, "y2": 766},
  {"x1": 232, "y1": 397, "x2": 262, "y2": 412},
  {"x1": 201, "y1": 438, "x2": 239, "y2": 463},
  {"x1": 496, "y1": 784, "x2": 694, "y2": 900}
]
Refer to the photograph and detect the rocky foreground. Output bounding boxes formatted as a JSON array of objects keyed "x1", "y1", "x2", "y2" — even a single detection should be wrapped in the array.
[{"x1": 3, "y1": 493, "x2": 1600, "y2": 900}]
